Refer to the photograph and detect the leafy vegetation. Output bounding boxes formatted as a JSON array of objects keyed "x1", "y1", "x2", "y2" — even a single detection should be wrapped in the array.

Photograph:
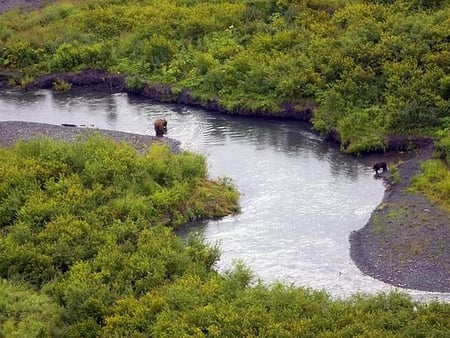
[
  {"x1": 0, "y1": 0, "x2": 449, "y2": 153},
  {"x1": 409, "y1": 118, "x2": 450, "y2": 210},
  {"x1": 411, "y1": 159, "x2": 450, "y2": 211},
  {"x1": 0, "y1": 135, "x2": 235, "y2": 334},
  {"x1": 0, "y1": 279, "x2": 63, "y2": 337},
  {"x1": 52, "y1": 77, "x2": 72, "y2": 92},
  {"x1": 0, "y1": 136, "x2": 448, "y2": 336},
  {"x1": 0, "y1": 1, "x2": 450, "y2": 335}
]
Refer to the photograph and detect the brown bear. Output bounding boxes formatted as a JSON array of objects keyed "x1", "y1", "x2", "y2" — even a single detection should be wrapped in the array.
[{"x1": 154, "y1": 118, "x2": 167, "y2": 137}]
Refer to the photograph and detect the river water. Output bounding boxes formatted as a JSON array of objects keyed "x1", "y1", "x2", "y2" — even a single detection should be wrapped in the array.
[{"x1": 1, "y1": 88, "x2": 448, "y2": 301}]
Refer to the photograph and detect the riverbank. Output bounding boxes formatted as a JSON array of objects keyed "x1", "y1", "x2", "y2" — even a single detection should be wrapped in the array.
[
  {"x1": 0, "y1": 69, "x2": 432, "y2": 151},
  {"x1": 0, "y1": 121, "x2": 181, "y2": 153},
  {"x1": 350, "y1": 143, "x2": 450, "y2": 293}
]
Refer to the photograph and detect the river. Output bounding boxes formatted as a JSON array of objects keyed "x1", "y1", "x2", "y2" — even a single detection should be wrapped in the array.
[{"x1": 1, "y1": 88, "x2": 448, "y2": 301}]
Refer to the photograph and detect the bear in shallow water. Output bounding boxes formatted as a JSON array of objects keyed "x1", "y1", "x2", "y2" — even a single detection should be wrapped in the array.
[
  {"x1": 154, "y1": 118, "x2": 167, "y2": 137},
  {"x1": 373, "y1": 162, "x2": 387, "y2": 174}
]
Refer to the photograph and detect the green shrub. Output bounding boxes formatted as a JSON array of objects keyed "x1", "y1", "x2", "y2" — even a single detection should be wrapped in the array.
[
  {"x1": 125, "y1": 75, "x2": 145, "y2": 91},
  {"x1": 0, "y1": 279, "x2": 64, "y2": 337},
  {"x1": 410, "y1": 159, "x2": 450, "y2": 211},
  {"x1": 0, "y1": 40, "x2": 43, "y2": 69},
  {"x1": 49, "y1": 42, "x2": 112, "y2": 72},
  {"x1": 52, "y1": 78, "x2": 72, "y2": 92},
  {"x1": 336, "y1": 106, "x2": 389, "y2": 153},
  {"x1": 0, "y1": 135, "x2": 239, "y2": 288}
]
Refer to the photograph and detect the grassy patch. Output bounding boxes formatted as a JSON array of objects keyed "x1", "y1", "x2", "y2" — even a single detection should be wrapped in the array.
[
  {"x1": 410, "y1": 160, "x2": 450, "y2": 211},
  {"x1": 389, "y1": 164, "x2": 402, "y2": 184}
]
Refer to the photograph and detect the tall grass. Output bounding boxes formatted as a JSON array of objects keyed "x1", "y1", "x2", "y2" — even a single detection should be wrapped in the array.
[{"x1": 411, "y1": 159, "x2": 450, "y2": 211}]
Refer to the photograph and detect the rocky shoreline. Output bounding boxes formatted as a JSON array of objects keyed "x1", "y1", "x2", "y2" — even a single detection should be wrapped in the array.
[
  {"x1": 350, "y1": 144, "x2": 450, "y2": 293},
  {"x1": 0, "y1": 121, "x2": 181, "y2": 154}
]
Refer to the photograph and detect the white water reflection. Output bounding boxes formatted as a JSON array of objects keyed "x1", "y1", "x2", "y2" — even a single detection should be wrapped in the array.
[{"x1": 0, "y1": 89, "x2": 448, "y2": 301}]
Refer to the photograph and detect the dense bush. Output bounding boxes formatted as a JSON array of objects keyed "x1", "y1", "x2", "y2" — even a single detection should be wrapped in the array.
[
  {"x1": 0, "y1": 279, "x2": 64, "y2": 337},
  {"x1": 0, "y1": 136, "x2": 448, "y2": 336},
  {"x1": 0, "y1": 136, "x2": 239, "y2": 287},
  {"x1": 0, "y1": 135, "x2": 240, "y2": 334},
  {"x1": 1, "y1": 0, "x2": 449, "y2": 152}
]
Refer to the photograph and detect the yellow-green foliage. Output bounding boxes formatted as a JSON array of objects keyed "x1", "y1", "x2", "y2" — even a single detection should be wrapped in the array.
[
  {"x1": 1, "y1": 0, "x2": 450, "y2": 152},
  {"x1": 336, "y1": 106, "x2": 390, "y2": 153},
  {"x1": 0, "y1": 135, "x2": 239, "y2": 286},
  {"x1": 52, "y1": 77, "x2": 72, "y2": 92},
  {"x1": 0, "y1": 279, "x2": 64, "y2": 336},
  {"x1": 0, "y1": 135, "x2": 448, "y2": 338},
  {"x1": 411, "y1": 159, "x2": 450, "y2": 211}
]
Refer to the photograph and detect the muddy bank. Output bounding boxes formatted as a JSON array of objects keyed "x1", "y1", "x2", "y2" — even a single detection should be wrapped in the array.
[{"x1": 350, "y1": 143, "x2": 450, "y2": 292}]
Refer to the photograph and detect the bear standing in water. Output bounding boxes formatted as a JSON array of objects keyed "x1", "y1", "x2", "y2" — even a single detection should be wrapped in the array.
[
  {"x1": 154, "y1": 118, "x2": 167, "y2": 137},
  {"x1": 373, "y1": 162, "x2": 387, "y2": 174}
]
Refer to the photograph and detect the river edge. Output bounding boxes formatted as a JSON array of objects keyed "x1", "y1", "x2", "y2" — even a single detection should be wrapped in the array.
[
  {"x1": 351, "y1": 144, "x2": 450, "y2": 293},
  {"x1": 0, "y1": 121, "x2": 181, "y2": 154},
  {"x1": 1, "y1": 71, "x2": 449, "y2": 293}
]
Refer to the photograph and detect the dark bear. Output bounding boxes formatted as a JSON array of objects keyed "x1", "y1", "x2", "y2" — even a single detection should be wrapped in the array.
[
  {"x1": 373, "y1": 162, "x2": 387, "y2": 174},
  {"x1": 154, "y1": 118, "x2": 167, "y2": 137}
]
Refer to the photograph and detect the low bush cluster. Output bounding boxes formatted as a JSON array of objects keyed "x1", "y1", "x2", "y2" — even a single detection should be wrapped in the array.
[{"x1": 0, "y1": 135, "x2": 240, "y2": 334}]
